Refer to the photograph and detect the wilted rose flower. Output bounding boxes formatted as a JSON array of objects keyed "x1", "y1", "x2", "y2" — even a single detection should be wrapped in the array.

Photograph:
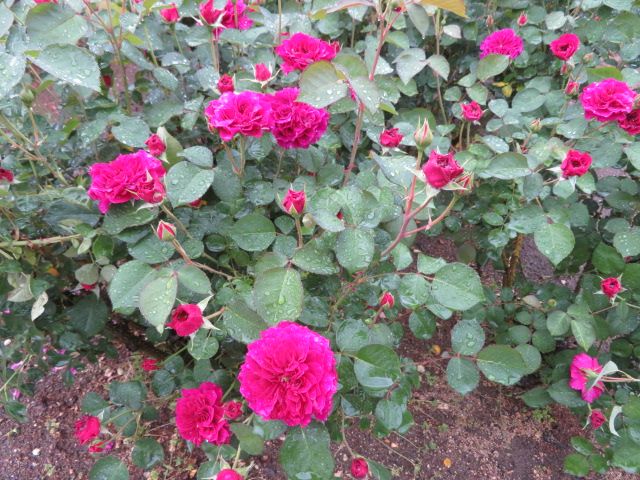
[
  {"x1": 560, "y1": 150, "x2": 592, "y2": 178},
  {"x1": 282, "y1": 189, "x2": 306, "y2": 215},
  {"x1": 601, "y1": 277, "x2": 622, "y2": 299},
  {"x1": 379, "y1": 128, "x2": 403, "y2": 148},
  {"x1": 479, "y1": 29, "x2": 523, "y2": 59},
  {"x1": 204, "y1": 92, "x2": 272, "y2": 142},
  {"x1": 422, "y1": 151, "x2": 464, "y2": 189},
  {"x1": 145, "y1": 133, "x2": 166, "y2": 157},
  {"x1": 160, "y1": 3, "x2": 179, "y2": 23},
  {"x1": 275, "y1": 32, "x2": 340, "y2": 74},
  {"x1": 569, "y1": 353, "x2": 604, "y2": 403},
  {"x1": 580, "y1": 78, "x2": 636, "y2": 122},
  {"x1": 549, "y1": 33, "x2": 580, "y2": 61},
  {"x1": 590, "y1": 410, "x2": 606, "y2": 429},
  {"x1": 618, "y1": 109, "x2": 640, "y2": 135},
  {"x1": 268, "y1": 88, "x2": 329, "y2": 149},
  {"x1": 175, "y1": 382, "x2": 230, "y2": 446},
  {"x1": 461, "y1": 101, "x2": 483, "y2": 121},
  {"x1": 75, "y1": 416, "x2": 101, "y2": 445},
  {"x1": 166, "y1": 304, "x2": 203, "y2": 336}
]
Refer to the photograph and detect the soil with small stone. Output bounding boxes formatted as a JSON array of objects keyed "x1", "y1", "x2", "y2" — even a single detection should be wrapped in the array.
[{"x1": 0, "y1": 237, "x2": 636, "y2": 480}]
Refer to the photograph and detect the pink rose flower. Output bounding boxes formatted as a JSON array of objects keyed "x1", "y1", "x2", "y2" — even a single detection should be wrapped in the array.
[
  {"x1": 167, "y1": 304, "x2": 203, "y2": 336},
  {"x1": 81, "y1": 283, "x2": 96, "y2": 291},
  {"x1": 142, "y1": 358, "x2": 160, "y2": 372},
  {"x1": 155, "y1": 220, "x2": 176, "y2": 241},
  {"x1": 517, "y1": 12, "x2": 528, "y2": 27},
  {"x1": 569, "y1": 353, "x2": 605, "y2": 403},
  {"x1": 160, "y1": 3, "x2": 179, "y2": 23},
  {"x1": 549, "y1": 33, "x2": 580, "y2": 61},
  {"x1": 618, "y1": 109, "x2": 640, "y2": 135},
  {"x1": 422, "y1": 151, "x2": 464, "y2": 189},
  {"x1": 275, "y1": 32, "x2": 340, "y2": 74},
  {"x1": 379, "y1": 292, "x2": 394, "y2": 309},
  {"x1": 145, "y1": 133, "x2": 166, "y2": 157},
  {"x1": 199, "y1": 0, "x2": 252, "y2": 35},
  {"x1": 0, "y1": 168, "x2": 14, "y2": 183},
  {"x1": 175, "y1": 382, "x2": 231, "y2": 446},
  {"x1": 217, "y1": 74, "x2": 234, "y2": 93},
  {"x1": 282, "y1": 188, "x2": 306, "y2": 215},
  {"x1": 379, "y1": 128, "x2": 403, "y2": 148},
  {"x1": 560, "y1": 149, "x2": 592, "y2": 178},
  {"x1": 268, "y1": 88, "x2": 329, "y2": 149},
  {"x1": 601, "y1": 277, "x2": 622, "y2": 299},
  {"x1": 254, "y1": 63, "x2": 271, "y2": 82},
  {"x1": 88, "y1": 151, "x2": 166, "y2": 213},
  {"x1": 350, "y1": 458, "x2": 369, "y2": 478},
  {"x1": 479, "y1": 28, "x2": 523, "y2": 59},
  {"x1": 34, "y1": 0, "x2": 57, "y2": 3},
  {"x1": 217, "y1": 470, "x2": 243, "y2": 480},
  {"x1": 75, "y1": 416, "x2": 101, "y2": 445},
  {"x1": 239, "y1": 322, "x2": 338, "y2": 427},
  {"x1": 461, "y1": 101, "x2": 483, "y2": 121},
  {"x1": 590, "y1": 410, "x2": 606, "y2": 429},
  {"x1": 204, "y1": 92, "x2": 272, "y2": 142},
  {"x1": 565, "y1": 81, "x2": 579, "y2": 96},
  {"x1": 580, "y1": 78, "x2": 636, "y2": 122},
  {"x1": 189, "y1": 198, "x2": 204, "y2": 208},
  {"x1": 223, "y1": 401, "x2": 243, "y2": 420}
]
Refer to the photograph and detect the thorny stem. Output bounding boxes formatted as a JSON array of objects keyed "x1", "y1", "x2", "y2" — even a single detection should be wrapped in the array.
[
  {"x1": 294, "y1": 216, "x2": 304, "y2": 248},
  {"x1": 403, "y1": 195, "x2": 458, "y2": 237},
  {"x1": 171, "y1": 238, "x2": 234, "y2": 280},
  {"x1": 0, "y1": 234, "x2": 81, "y2": 248}
]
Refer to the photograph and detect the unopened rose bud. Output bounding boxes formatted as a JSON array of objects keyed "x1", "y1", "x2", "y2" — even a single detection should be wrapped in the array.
[
  {"x1": 20, "y1": 87, "x2": 34, "y2": 107},
  {"x1": 254, "y1": 63, "x2": 271, "y2": 82},
  {"x1": 486, "y1": 15, "x2": 494, "y2": 27},
  {"x1": 565, "y1": 81, "x2": 579, "y2": 96},
  {"x1": 582, "y1": 53, "x2": 594, "y2": 63},
  {"x1": 414, "y1": 118, "x2": 433, "y2": 147},
  {"x1": 379, "y1": 292, "x2": 395, "y2": 309},
  {"x1": 145, "y1": 134, "x2": 166, "y2": 157},
  {"x1": 560, "y1": 63, "x2": 569, "y2": 75},
  {"x1": 502, "y1": 84, "x2": 513, "y2": 97},
  {"x1": 530, "y1": 118, "x2": 542, "y2": 132},
  {"x1": 160, "y1": 3, "x2": 179, "y2": 23},
  {"x1": 156, "y1": 221, "x2": 176, "y2": 241},
  {"x1": 302, "y1": 213, "x2": 315, "y2": 229},
  {"x1": 517, "y1": 12, "x2": 528, "y2": 26},
  {"x1": 282, "y1": 189, "x2": 306, "y2": 215}
]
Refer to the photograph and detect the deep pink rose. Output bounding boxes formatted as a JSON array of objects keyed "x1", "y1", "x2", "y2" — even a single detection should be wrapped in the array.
[
  {"x1": 569, "y1": 353, "x2": 604, "y2": 403},
  {"x1": 268, "y1": 88, "x2": 329, "y2": 149},
  {"x1": 601, "y1": 277, "x2": 622, "y2": 299},
  {"x1": 217, "y1": 74, "x2": 234, "y2": 93},
  {"x1": 350, "y1": 458, "x2": 369, "y2": 478},
  {"x1": 167, "y1": 304, "x2": 203, "y2": 336},
  {"x1": 75, "y1": 416, "x2": 100, "y2": 445},
  {"x1": 160, "y1": 4, "x2": 179, "y2": 23},
  {"x1": 0, "y1": 168, "x2": 14, "y2": 183},
  {"x1": 189, "y1": 198, "x2": 204, "y2": 208},
  {"x1": 199, "y1": 0, "x2": 252, "y2": 34},
  {"x1": 34, "y1": 0, "x2": 57, "y2": 3},
  {"x1": 88, "y1": 440, "x2": 113, "y2": 453},
  {"x1": 239, "y1": 322, "x2": 338, "y2": 427},
  {"x1": 142, "y1": 358, "x2": 160, "y2": 372},
  {"x1": 175, "y1": 382, "x2": 230, "y2": 446},
  {"x1": 145, "y1": 133, "x2": 166, "y2": 157},
  {"x1": 275, "y1": 32, "x2": 340, "y2": 74},
  {"x1": 282, "y1": 188, "x2": 306, "y2": 214},
  {"x1": 88, "y1": 151, "x2": 166, "y2": 213},
  {"x1": 379, "y1": 292, "x2": 394, "y2": 309},
  {"x1": 422, "y1": 151, "x2": 464, "y2": 189},
  {"x1": 565, "y1": 81, "x2": 579, "y2": 96},
  {"x1": 580, "y1": 79, "x2": 636, "y2": 122},
  {"x1": 560, "y1": 149, "x2": 592, "y2": 178},
  {"x1": 217, "y1": 470, "x2": 243, "y2": 480},
  {"x1": 380, "y1": 128, "x2": 403, "y2": 148},
  {"x1": 517, "y1": 12, "x2": 527, "y2": 27},
  {"x1": 204, "y1": 92, "x2": 272, "y2": 142},
  {"x1": 254, "y1": 63, "x2": 271, "y2": 82},
  {"x1": 461, "y1": 101, "x2": 483, "y2": 121},
  {"x1": 590, "y1": 410, "x2": 606, "y2": 429},
  {"x1": 479, "y1": 28, "x2": 523, "y2": 59},
  {"x1": 618, "y1": 109, "x2": 640, "y2": 135},
  {"x1": 223, "y1": 401, "x2": 243, "y2": 420},
  {"x1": 549, "y1": 33, "x2": 580, "y2": 61}
]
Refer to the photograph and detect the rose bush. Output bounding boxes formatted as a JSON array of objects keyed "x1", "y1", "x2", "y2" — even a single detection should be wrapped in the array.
[{"x1": 1, "y1": 0, "x2": 640, "y2": 478}]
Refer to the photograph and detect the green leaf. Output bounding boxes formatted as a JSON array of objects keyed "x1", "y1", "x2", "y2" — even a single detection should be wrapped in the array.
[
  {"x1": 151, "y1": 370, "x2": 176, "y2": 396},
  {"x1": 138, "y1": 274, "x2": 178, "y2": 331},
  {"x1": 571, "y1": 319, "x2": 596, "y2": 351},
  {"x1": 426, "y1": 54, "x2": 450, "y2": 80},
  {"x1": 613, "y1": 228, "x2": 640, "y2": 257},
  {"x1": 547, "y1": 381, "x2": 585, "y2": 408},
  {"x1": 26, "y1": 4, "x2": 88, "y2": 48},
  {"x1": 408, "y1": 310, "x2": 436, "y2": 340},
  {"x1": 0, "y1": 3, "x2": 14, "y2": 38},
  {"x1": 253, "y1": 268, "x2": 303, "y2": 324},
  {"x1": 373, "y1": 154, "x2": 415, "y2": 188},
  {"x1": 484, "y1": 153, "x2": 531, "y2": 179},
  {"x1": 521, "y1": 387, "x2": 552, "y2": 408},
  {"x1": 451, "y1": 319, "x2": 485, "y2": 355},
  {"x1": 109, "y1": 381, "x2": 146, "y2": 410},
  {"x1": 292, "y1": 240, "x2": 339, "y2": 275},
  {"x1": 230, "y1": 214, "x2": 276, "y2": 252},
  {"x1": 417, "y1": 0, "x2": 466, "y2": 17},
  {"x1": 179, "y1": 146, "x2": 214, "y2": 168},
  {"x1": 349, "y1": 76, "x2": 380, "y2": 113},
  {"x1": 230, "y1": 424, "x2": 264, "y2": 455},
  {"x1": 103, "y1": 203, "x2": 157, "y2": 235},
  {"x1": 280, "y1": 424, "x2": 335, "y2": 480},
  {"x1": 431, "y1": 263, "x2": 484, "y2": 311},
  {"x1": 417, "y1": 254, "x2": 447, "y2": 274},
  {"x1": 477, "y1": 54, "x2": 510, "y2": 81},
  {"x1": 446, "y1": 357, "x2": 480, "y2": 395},
  {"x1": 394, "y1": 48, "x2": 427, "y2": 85},
  {"x1": 534, "y1": 223, "x2": 575, "y2": 266},
  {"x1": 564, "y1": 453, "x2": 590, "y2": 477},
  {"x1": 30, "y1": 45, "x2": 100, "y2": 91},
  {"x1": 587, "y1": 66, "x2": 623, "y2": 82},
  {"x1": 398, "y1": 274, "x2": 430, "y2": 308},
  {"x1": 375, "y1": 398, "x2": 404, "y2": 430},
  {"x1": 546, "y1": 311, "x2": 570, "y2": 336},
  {"x1": 111, "y1": 116, "x2": 150, "y2": 148},
  {"x1": 89, "y1": 457, "x2": 129, "y2": 480},
  {"x1": 571, "y1": 437, "x2": 595, "y2": 456},
  {"x1": 188, "y1": 330, "x2": 219, "y2": 360},
  {"x1": 611, "y1": 436, "x2": 640, "y2": 473},
  {"x1": 132, "y1": 438, "x2": 164, "y2": 470},
  {"x1": 108, "y1": 260, "x2": 156, "y2": 311},
  {"x1": 298, "y1": 61, "x2": 347, "y2": 108},
  {"x1": 0, "y1": 53, "x2": 26, "y2": 99},
  {"x1": 166, "y1": 161, "x2": 214, "y2": 207},
  {"x1": 69, "y1": 296, "x2": 108, "y2": 337},
  {"x1": 176, "y1": 264, "x2": 211, "y2": 294},
  {"x1": 476, "y1": 345, "x2": 526, "y2": 386},
  {"x1": 354, "y1": 344, "x2": 402, "y2": 389},
  {"x1": 515, "y1": 344, "x2": 541, "y2": 374},
  {"x1": 222, "y1": 300, "x2": 268, "y2": 343},
  {"x1": 592, "y1": 242, "x2": 625, "y2": 276},
  {"x1": 335, "y1": 228, "x2": 375, "y2": 272}
]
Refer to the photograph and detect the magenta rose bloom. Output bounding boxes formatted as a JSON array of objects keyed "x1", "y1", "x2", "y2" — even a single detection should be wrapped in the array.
[
  {"x1": 217, "y1": 74, "x2": 234, "y2": 93},
  {"x1": 590, "y1": 410, "x2": 606, "y2": 429},
  {"x1": 618, "y1": 109, "x2": 640, "y2": 135},
  {"x1": 223, "y1": 401, "x2": 243, "y2": 420},
  {"x1": 167, "y1": 304, "x2": 204, "y2": 336},
  {"x1": 350, "y1": 458, "x2": 369, "y2": 479},
  {"x1": 254, "y1": 63, "x2": 271, "y2": 82},
  {"x1": 549, "y1": 33, "x2": 580, "y2": 61},
  {"x1": 199, "y1": 0, "x2": 252, "y2": 35},
  {"x1": 580, "y1": 79, "x2": 636, "y2": 122},
  {"x1": 175, "y1": 382, "x2": 231, "y2": 446},
  {"x1": 160, "y1": 3, "x2": 179, "y2": 23},
  {"x1": 268, "y1": 88, "x2": 329, "y2": 149},
  {"x1": 145, "y1": 133, "x2": 166, "y2": 157},
  {"x1": 88, "y1": 151, "x2": 166, "y2": 213},
  {"x1": 461, "y1": 101, "x2": 483, "y2": 121},
  {"x1": 569, "y1": 353, "x2": 605, "y2": 403},
  {"x1": 601, "y1": 277, "x2": 622, "y2": 299},
  {"x1": 238, "y1": 322, "x2": 338, "y2": 427},
  {"x1": 275, "y1": 32, "x2": 340, "y2": 74},
  {"x1": 479, "y1": 28, "x2": 523, "y2": 59},
  {"x1": 217, "y1": 470, "x2": 243, "y2": 480},
  {"x1": 75, "y1": 416, "x2": 101, "y2": 444},
  {"x1": 204, "y1": 91, "x2": 272, "y2": 142},
  {"x1": 422, "y1": 150, "x2": 464, "y2": 189},
  {"x1": 379, "y1": 128, "x2": 403, "y2": 148},
  {"x1": 560, "y1": 149, "x2": 592, "y2": 178}
]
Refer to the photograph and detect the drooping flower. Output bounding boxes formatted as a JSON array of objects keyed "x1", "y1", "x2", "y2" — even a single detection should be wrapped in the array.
[
  {"x1": 142, "y1": 358, "x2": 160, "y2": 372},
  {"x1": 590, "y1": 410, "x2": 606, "y2": 429},
  {"x1": 422, "y1": 151, "x2": 464, "y2": 189},
  {"x1": 223, "y1": 401, "x2": 243, "y2": 420},
  {"x1": 88, "y1": 151, "x2": 166, "y2": 213},
  {"x1": 282, "y1": 189, "x2": 306, "y2": 215},
  {"x1": 560, "y1": 150, "x2": 592, "y2": 178},
  {"x1": 204, "y1": 91, "x2": 272, "y2": 142},
  {"x1": 217, "y1": 74, "x2": 235, "y2": 93},
  {"x1": 167, "y1": 304, "x2": 204, "y2": 336},
  {"x1": 238, "y1": 322, "x2": 338, "y2": 427},
  {"x1": 254, "y1": 63, "x2": 271, "y2": 82},
  {"x1": 517, "y1": 12, "x2": 528, "y2": 27},
  {"x1": 145, "y1": 133, "x2": 166, "y2": 157},
  {"x1": 461, "y1": 101, "x2": 483, "y2": 121},
  {"x1": 217, "y1": 470, "x2": 243, "y2": 480},
  {"x1": 549, "y1": 33, "x2": 580, "y2": 61},
  {"x1": 0, "y1": 168, "x2": 14, "y2": 183},
  {"x1": 601, "y1": 277, "x2": 622, "y2": 299},
  {"x1": 268, "y1": 88, "x2": 329, "y2": 149},
  {"x1": 199, "y1": 0, "x2": 252, "y2": 33},
  {"x1": 275, "y1": 32, "x2": 340, "y2": 74},
  {"x1": 618, "y1": 109, "x2": 640, "y2": 135},
  {"x1": 350, "y1": 458, "x2": 369, "y2": 478},
  {"x1": 379, "y1": 292, "x2": 395, "y2": 309},
  {"x1": 569, "y1": 353, "x2": 605, "y2": 403},
  {"x1": 479, "y1": 29, "x2": 524, "y2": 59},
  {"x1": 565, "y1": 81, "x2": 579, "y2": 96},
  {"x1": 160, "y1": 3, "x2": 179, "y2": 23},
  {"x1": 580, "y1": 79, "x2": 636, "y2": 122},
  {"x1": 75, "y1": 416, "x2": 101, "y2": 445},
  {"x1": 379, "y1": 128, "x2": 403, "y2": 148},
  {"x1": 155, "y1": 220, "x2": 177, "y2": 241},
  {"x1": 175, "y1": 382, "x2": 231, "y2": 446}
]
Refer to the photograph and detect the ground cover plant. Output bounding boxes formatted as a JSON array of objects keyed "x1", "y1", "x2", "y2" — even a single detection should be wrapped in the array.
[{"x1": 1, "y1": 0, "x2": 640, "y2": 478}]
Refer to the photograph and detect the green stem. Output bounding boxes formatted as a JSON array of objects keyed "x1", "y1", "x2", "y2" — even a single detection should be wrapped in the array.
[{"x1": 0, "y1": 234, "x2": 81, "y2": 248}]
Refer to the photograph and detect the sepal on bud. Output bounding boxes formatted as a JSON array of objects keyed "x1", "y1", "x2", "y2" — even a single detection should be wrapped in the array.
[{"x1": 156, "y1": 220, "x2": 177, "y2": 241}]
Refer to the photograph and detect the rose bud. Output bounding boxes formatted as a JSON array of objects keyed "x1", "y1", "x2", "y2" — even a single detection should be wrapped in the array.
[
  {"x1": 422, "y1": 150, "x2": 464, "y2": 189},
  {"x1": 601, "y1": 277, "x2": 622, "y2": 299},
  {"x1": 167, "y1": 304, "x2": 204, "y2": 336},
  {"x1": 254, "y1": 63, "x2": 271, "y2": 82},
  {"x1": 160, "y1": 3, "x2": 179, "y2": 23},
  {"x1": 530, "y1": 118, "x2": 542, "y2": 132},
  {"x1": 282, "y1": 189, "x2": 306, "y2": 215},
  {"x1": 379, "y1": 292, "x2": 395, "y2": 309},
  {"x1": 102, "y1": 74, "x2": 112, "y2": 88},
  {"x1": 565, "y1": 81, "x2": 579, "y2": 96},
  {"x1": 350, "y1": 458, "x2": 369, "y2": 479},
  {"x1": 217, "y1": 470, "x2": 243, "y2": 480},
  {"x1": 485, "y1": 15, "x2": 494, "y2": 27},
  {"x1": 217, "y1": 74, "x2": 234, "y2": 93},
  {"x1": 223, "y1": 401, "x2": 243, "y2": 420},
  {"x1": 141, "y1": 358, "x2": 160, "y2": 372},
  {"x1": 81, "y1": 283, "x2": 96, "y2": 291},
  {"x1": 461, "y1": 101, "x2": 483, "y2": 122},
  {"x1": 517, "y1": 12, "x2": 527, "y2": 26},
  {"x1": 156, "y1": 221, "x2": 177, "y2": 241},
  {"x1": 414, "y1": 118, "x2": 433, "y2": 147},
  {"x1": 189, "y1": 198, "x2": 204, "y2": 208},
  {"x1": 560, "y1": 149, "x2": 592, "y2": 178},
  {"x1": 145, "y1": 133, "x2": 166, "y2": 157},
  {"x1": 590, "y1": 410, "x2": 606, "y2": 429},
  {"x1": 380, "y1": 128, "x2": 403, "y2": 148},
  {"x1": 0, "y1": 168, "x2": 14, "y2": 183}
]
